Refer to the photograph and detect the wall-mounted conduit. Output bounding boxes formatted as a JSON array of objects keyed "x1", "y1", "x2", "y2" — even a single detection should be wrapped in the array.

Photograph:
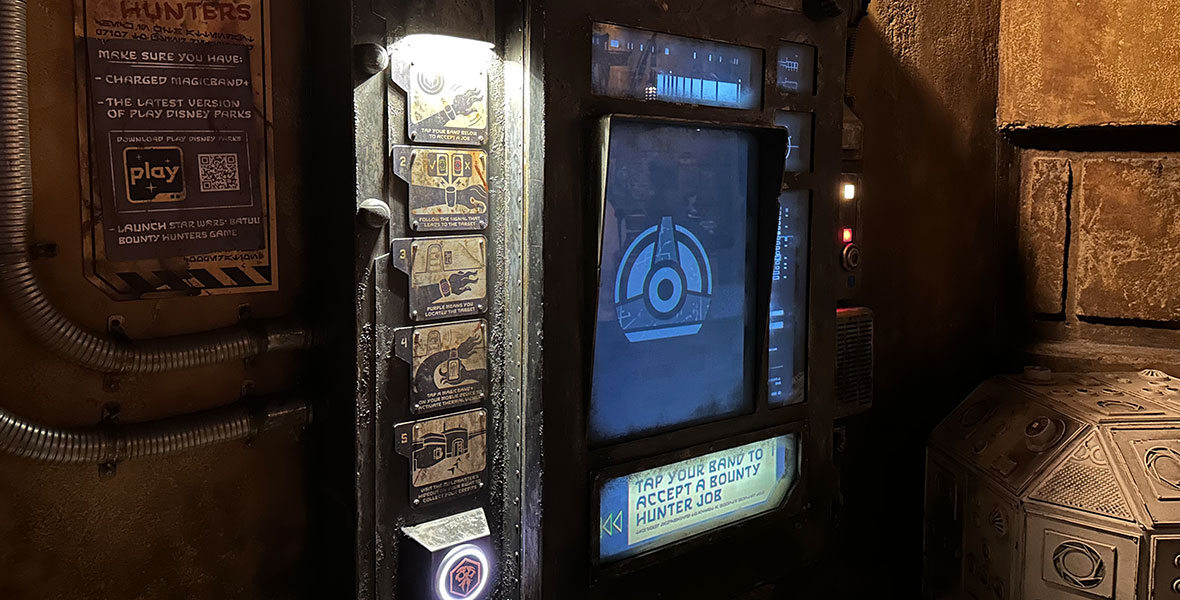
[
  {"x1": 0, "y1": 0, "x2": 311, "y2": 375},
  {"x1": 0, "y1": 394, "x2": 311, "y2": 464},
  {"x1": 0, "y1": 0, "x2": 313, "y2": 463}
]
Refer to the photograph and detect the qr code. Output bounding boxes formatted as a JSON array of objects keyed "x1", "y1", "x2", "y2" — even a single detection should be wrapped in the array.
[{"x1": 197, "y1": 153, "x2": 240, "y2": 193}]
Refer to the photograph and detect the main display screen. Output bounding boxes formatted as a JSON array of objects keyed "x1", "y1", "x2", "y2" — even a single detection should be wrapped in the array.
[{"x1": 590, "y1": 119, "x2": 759, "y2": 445}]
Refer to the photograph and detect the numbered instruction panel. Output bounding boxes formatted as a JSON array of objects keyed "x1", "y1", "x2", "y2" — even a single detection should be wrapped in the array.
[{"x1": 596, "y1": 434, "x2": 800, "y2": 562}]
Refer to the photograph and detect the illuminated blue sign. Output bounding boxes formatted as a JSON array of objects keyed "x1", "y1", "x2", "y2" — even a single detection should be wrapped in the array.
[{"x1": 597, "y1": 434, "x2": 800, "y2": 562}]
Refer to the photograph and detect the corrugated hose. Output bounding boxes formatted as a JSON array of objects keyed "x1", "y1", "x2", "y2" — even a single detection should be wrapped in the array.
[
  {"x1": 0, "y1": 0, "x2": 311, "y2": 375},
  {"x1": 0, "y1": 0, "x2": 313, "y2": 463}
]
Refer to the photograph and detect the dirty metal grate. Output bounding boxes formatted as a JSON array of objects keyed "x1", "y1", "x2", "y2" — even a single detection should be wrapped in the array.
[{"x1": 836, "y1": 307, "x2": 873, "y2": 407}]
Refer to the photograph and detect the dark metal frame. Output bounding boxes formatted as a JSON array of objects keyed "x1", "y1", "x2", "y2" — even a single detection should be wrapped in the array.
[
  {"x1": 537, "y1": 1, "x2": 845, "y2": 598},
  {"x1": 582, "y1": 113, "x2": 814, "y2": 579},
  {"x1": 317, "y1": 1, "x2": 530, "y2": 599},
  {"x1": 586, "y1": 113, "x2": 790, "y2": 449},
  {"x1": 313, "y1": 0, "x2": 845, "y2": 597}
]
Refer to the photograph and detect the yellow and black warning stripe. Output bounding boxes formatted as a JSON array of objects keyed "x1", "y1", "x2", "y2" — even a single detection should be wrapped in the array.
[{"x1": 110, "y1": 266, "x2": 272, "y2": 296}]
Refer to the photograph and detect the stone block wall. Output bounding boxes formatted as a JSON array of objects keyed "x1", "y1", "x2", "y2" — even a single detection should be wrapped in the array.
[
  {"x1": 1019, "y1": 155, "x2": 1069, "y2": 315},
  {"x1": 1003, "y1": 0, "x2": 1180, "y2": 369},
  {"x1": 1000, "y1": 0, "x2": 1180, "y2": 128},
  {"x1": 1019, "y1": 151, "x2": 1180, "y2": 367},
  {"x1": 1074, "y1": 157, "x2": 1180, "y2": 322}
]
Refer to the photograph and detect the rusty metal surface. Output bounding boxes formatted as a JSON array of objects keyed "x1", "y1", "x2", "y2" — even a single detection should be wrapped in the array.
[{"x1": 0, "y1": 0, "x2": 308, "y2": 598}]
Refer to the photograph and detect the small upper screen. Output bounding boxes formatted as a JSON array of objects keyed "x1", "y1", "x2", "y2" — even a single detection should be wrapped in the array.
[
  {"x1": 775, "y1": 110, "x2": 814, "y2": 174},
  {"x1": 590, "y1": 119, "x2": 758, "y2": 445},
  {"x1": 591, "y1": 23, "x2": 763, "y2": 110},
  {"x1": 776, "y1": 42, "x2": 817, "y2": 96}
]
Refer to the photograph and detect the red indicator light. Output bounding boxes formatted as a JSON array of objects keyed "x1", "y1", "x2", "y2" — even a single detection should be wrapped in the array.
[{"x1": 841, "y1": 227, "x2": 853, "y2": 243}]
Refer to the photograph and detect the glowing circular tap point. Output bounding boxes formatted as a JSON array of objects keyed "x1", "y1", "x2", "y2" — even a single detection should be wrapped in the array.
[{"x1": 435, "y1": 543, "x2": 489, "y2": 600}]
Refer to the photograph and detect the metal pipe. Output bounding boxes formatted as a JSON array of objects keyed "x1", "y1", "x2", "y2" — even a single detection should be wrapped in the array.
[
  {"x1": 0, "y1": 394, "x2": 312, "y2": 465},
  {"x1": 0, "y1": 0, "x2": 311, "y2": 374}
]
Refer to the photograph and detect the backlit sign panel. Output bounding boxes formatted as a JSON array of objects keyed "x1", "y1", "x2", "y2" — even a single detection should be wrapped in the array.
[{"x1": 597, "y1": 434, "x2": 800, "y2": 562}]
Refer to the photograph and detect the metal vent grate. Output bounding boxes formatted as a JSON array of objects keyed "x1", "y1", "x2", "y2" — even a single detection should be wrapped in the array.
[
  {"x1": 1032, "y1": 460, "x2": 1134, "y2": 521},
  {"x1": 836, "y1": 307, "x2": 873, "y2": 408}
]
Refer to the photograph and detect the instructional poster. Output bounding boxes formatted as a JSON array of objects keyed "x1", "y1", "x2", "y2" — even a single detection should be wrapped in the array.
[
  {"x1": 78, "y1": 0, "x2": 276, "y2": 297},
  {"x1": 391, "y1": 235, "x2": 487, "y2": 321},
  {"x1": 395, "y1": 409, "x2": 489, "y2": 506},
  {"x1": 393, "y1": 319, "x2": 489, "y2": 414}
]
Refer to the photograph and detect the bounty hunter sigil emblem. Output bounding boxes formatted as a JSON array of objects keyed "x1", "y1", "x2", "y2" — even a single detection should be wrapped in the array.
[{"x1": 614, "y1": 216, "x2": 712, "y2": 343}]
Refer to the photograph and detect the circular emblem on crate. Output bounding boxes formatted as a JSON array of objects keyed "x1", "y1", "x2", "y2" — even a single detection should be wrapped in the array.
[
  {"x1": 1145, "y1": 446, "x2": 1180, "y2": 491},
  {"x1": 1024, "y1": 416, "x2": 1065, "y2": 453},
  {"x1": 1096, "y1": 399, "x2": 1143, "y2": 411},
  {"x1": 614, "y1": 216, "x2": 712, "y2": 343},
  {"x1": 437, "y1": 544, "x2": 488, "y2": 600},
  {"x1": 1052, "y1": 540, "x2": 1105, "y2": 589}
]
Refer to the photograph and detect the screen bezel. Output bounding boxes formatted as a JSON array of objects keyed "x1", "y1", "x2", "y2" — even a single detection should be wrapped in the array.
[
  {"x1": 589, "y1": 422, "x2": 809, "y2": 577},
  {"x1": 588, "y1": 115, "x2": 805, "y2": 449},
  {"x1": 585, "y1": 115, "x2": 812, "y2": 576},
  {"x1": 588, "y1": 116, "x2": 767, "y2": 446}
]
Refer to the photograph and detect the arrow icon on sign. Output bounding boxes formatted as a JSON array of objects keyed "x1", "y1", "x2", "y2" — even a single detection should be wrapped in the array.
[{"x1": 600, "y1": 511, "x2": 623, "y2": 537}]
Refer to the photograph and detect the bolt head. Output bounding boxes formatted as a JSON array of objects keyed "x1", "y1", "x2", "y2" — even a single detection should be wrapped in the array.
[{"x1": 354, "y1": 43, "x2": 389, "y2": 75}]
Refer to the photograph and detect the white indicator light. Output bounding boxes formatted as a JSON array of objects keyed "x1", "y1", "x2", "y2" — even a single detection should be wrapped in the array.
[
  {"x1": 436, "y1": 543, "x2": 489, "y2": 600},
  {"x1": 843, "y1": 183, "x2": 857, "y2": 200}
]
